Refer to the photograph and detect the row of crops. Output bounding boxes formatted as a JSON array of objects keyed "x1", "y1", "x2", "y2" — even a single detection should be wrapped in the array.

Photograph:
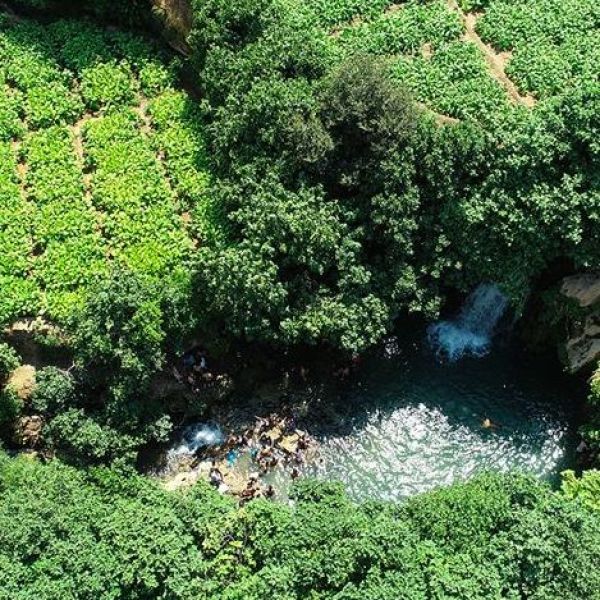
[
  {"x1": 0, "y1": 15, "x2": 212, "y2": 325},
  {"x1": 328, "y1": 0, "x2": 511, "y2": 121}
]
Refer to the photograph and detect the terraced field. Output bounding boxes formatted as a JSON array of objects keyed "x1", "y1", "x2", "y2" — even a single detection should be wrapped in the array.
[{"x1": 0, "y1": 14, "x2": 212, "y2": 325}]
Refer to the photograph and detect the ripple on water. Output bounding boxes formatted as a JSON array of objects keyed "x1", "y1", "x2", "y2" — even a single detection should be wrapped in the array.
[{"x1": 265, "y1": 346, "x2": 578, "y2": 502}]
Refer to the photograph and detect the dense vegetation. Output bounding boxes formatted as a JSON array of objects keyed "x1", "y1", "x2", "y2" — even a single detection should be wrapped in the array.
[
  {"x1": 0, "y1": 1, "x2": 598, "y2": 596},
  {"x1": 0, "y1": 0, "x2": 596, "y2": 460},
  {"x1": 0, "y1": 454, "x2": 599, "y2": 600}
]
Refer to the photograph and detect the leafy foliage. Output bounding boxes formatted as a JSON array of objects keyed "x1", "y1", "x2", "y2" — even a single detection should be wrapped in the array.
[
  {"x1": 337, "y1": 0, "x2": 463, "y2": 56},
  {"x1": 30, "y1": 366, "x2": 75, "y2": 415},
  {"x1": 80, "y1": 60, "x2": 137, "y2": 111},
  {"x1": 477, "y1": 0, "x2": 600, "y2": 99},
  {"x1": 24, "y1": 81, "x2": 83, "y2": 128},
  {"x1": 0, "y1": 459, "x2": 599, "y2": 599},
  {"x1": 562, "y1": 469, "x2": 600, "y2": 512}
]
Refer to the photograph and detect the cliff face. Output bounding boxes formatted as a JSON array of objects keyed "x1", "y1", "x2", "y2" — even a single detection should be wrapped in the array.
[
  {"x1": 561, "y1": 274, "x2": 600, "y2": 373},
  {"x1": 151, "y1": 0, "x2": 193, "y2": 55}
]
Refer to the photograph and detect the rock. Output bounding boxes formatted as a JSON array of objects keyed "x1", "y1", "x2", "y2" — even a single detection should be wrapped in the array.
[
  {"x1": 565, "y1": 314, "x2": 600, "y2": 373},
  {"x1": 7, "y1": 365, "x2": 36, "y2": 401},
  {"x1": 266, "y1": 425, "x2": 283, "y2": 444},
  {"x1": 14, "y1": 415, "x2": 43, "y2": 447},
  {"x1": 279, "y1": 433, "x2": 300, "y2": 454},
  {"x1": 151, "y1": 0, "x2": 193, "y2": 55},
  {"x1": 560, "y1": 274, "x2": 600, "y2": 372},
  {"x1": 163, "y1": 471, "x2": 197, "y2": 491},
  {"x1": 561, "y1": 274, "x2": 600, "y2": 308}
]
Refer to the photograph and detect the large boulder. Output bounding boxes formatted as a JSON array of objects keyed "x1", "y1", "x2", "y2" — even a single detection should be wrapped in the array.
[
  {"x1": 561, "y1": 274, "x2": 600, "y2": 308},
  {"x1": 6, "y1": 365, "x2": 36, "y2": 402},
  {"x1": 13, "y1": 415, "x2": 44, "y2": 447}
]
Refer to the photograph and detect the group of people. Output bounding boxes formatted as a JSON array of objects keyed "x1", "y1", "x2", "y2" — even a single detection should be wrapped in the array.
[
  {"x1": 206, "y1": 412, "x2": 312, "y2": 504},
  {"x1": 173, "y1": 346, "x2": 214, "y2": 392},
  {"x1": 239, "y1": 476, "x2": 276, "y2": 504}
]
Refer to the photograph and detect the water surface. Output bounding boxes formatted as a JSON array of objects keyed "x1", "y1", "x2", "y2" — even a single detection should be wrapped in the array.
[{"x1": 264, "y1": 342, "x2": 580, "y2": 501}]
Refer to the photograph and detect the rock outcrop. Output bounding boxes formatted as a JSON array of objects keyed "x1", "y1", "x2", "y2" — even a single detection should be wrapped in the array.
[
  {"x1": 6, "y1": 365, "x2": 36, "y2": 401},
  {"x1": 561, "y1": 274, "x2": 600, "y2": 309},
  {"x1": 151, "y1": 0, "x2": 193, "y2": 55},
  {"x1": 13, "y1": 415, "x2": 43, "y2": 447},
  {"x1": 561, "y1": 273, "x2": 600, "y2": 372}
]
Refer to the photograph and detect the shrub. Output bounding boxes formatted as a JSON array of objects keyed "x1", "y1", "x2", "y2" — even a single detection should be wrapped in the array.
[
  {"x1": 0, "y1": 388, "x2": 22, "y2": 428},
  {"x1": 0, "y1": 342, "x2": 19, "y2": 381},
  {"x1": 72, "y1": 268, "x2": 166, "y2": 400},
  {"x1": 80, "y1": 61, "x2": 137, "y2": 111},
  {"x1": 562, "y1": 469, "x2": 600, "y2": 511},
  {"x1": 44, "y1": 408, "x2": 138, "y2": 464},
  {"x1": 30, "y1": 367, "x2": 75, "y2": 416}
]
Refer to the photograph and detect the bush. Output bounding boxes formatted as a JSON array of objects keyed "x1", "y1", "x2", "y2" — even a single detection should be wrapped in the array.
[
  {"x1": 44, "y1": 408, "x2": 138, "y2": 464},
  {"x1": 0, "y1": 342, "x2": 19, "y2": 381},
  {"x1": 0, "y1": 388, "x2": 23, "y2": 429},
  {"x1": 72, "y1": 268, "x2": 166, "y2": 401},
  {"x1": 80, "y1": 61, "x2": 137, "y2": 111},
  {"x1": 1, "y1": 460, "x2": 598, "y2": 599},
  {"x1": 30, "y1": 367, "x2": 75, "y2": 416},
  {"x1": 562, "y1": 469, "x2": 600, "y2": 511}
]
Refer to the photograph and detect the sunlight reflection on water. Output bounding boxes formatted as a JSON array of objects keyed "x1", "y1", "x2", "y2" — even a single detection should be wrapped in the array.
[{"x1": 264, "y1": 344, "x2": 577, "y2": 502}]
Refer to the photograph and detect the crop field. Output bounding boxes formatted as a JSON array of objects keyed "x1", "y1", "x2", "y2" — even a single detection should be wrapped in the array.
[
  {"x1": 0, "y1": 0, "x2": 597, "y2": 328},
  {"x1": 321, "y1": 0, "x2": 599, "y2": 120},
  {"x1": 0, "y1": 14, "x2": 211, "y2": 325}
]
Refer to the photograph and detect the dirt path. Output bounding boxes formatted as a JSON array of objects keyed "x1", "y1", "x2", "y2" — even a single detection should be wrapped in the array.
[
  {"x1": 447, "y1": 0, "x2": 535, "y2": 107},
  {"x1": 71, "y1": 113, "x2": 93, "y2": 197},
  {"x1": 70, "y1": 113, "x2": 107, "y2": 242}
]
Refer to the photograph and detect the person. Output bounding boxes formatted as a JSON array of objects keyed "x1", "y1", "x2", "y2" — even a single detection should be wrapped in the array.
[
  {"x1": 226, "y1": 449, "x2": 238, "y2": 468},
  {"x1": 297, "y1": 433, "x2": 309, "y2": 450},
  {"x1": 291, "y1": 467, "x2": 300, "y2": 480},
  {"x1": 265, "y1": 484, "x2": 275, "y2": 499},
  {"x1": 240, "y1": 486, "x2": 255, "y2": 504},
  {"x1": 577, "y1": 439, "x2": 588, "y2": 453},
  {"x1": 183, "y1": 352, "x2": 195, "y2": 369},
  {"x1": 482, "y1": 418, "x2": 496, "y2": 429},
  {"x1": 258, "y1": 446, "x2": 273, "y2": 461},
  {"x1": 293, "y1": 448, "x2": 304, "y2": 465},
  {"x1": 209, "y1": 462, "x2": 223, "y2": 487}
]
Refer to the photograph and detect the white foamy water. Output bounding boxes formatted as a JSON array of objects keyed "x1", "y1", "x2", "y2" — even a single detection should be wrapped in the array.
[
  {"x1": 427, "y1": 283, "x2": 508, "y2": 361},
  {"x1": 168, "y1": 422, "x2": 224, "y2": 458}
]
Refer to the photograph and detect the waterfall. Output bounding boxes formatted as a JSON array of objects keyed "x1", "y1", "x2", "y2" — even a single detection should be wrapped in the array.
[
  {"x1": 169, "y1": 422, "x2": 224, "y2": 457},
  {"x1": 427, "y1": 284, "x2": 508, "y2": 361}
]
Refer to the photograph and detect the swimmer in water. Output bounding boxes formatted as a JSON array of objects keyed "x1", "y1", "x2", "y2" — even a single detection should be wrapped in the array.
[{"x1": 482, "y1": 418, "x2": 498, "y2": 429}]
